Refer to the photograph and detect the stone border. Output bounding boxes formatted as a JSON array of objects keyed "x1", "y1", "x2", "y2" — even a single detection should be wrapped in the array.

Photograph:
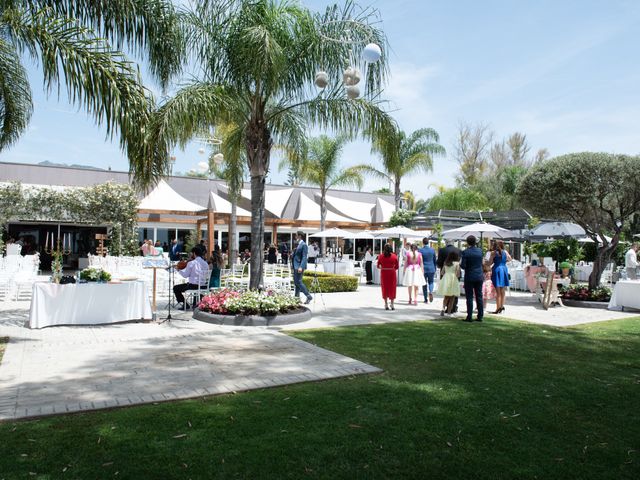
[
  {"x1": 563, "y1": 299, "x2": 609, "y2": 310},
  {"x1": 193, "y1": 307, "x2": 312, "y2": 326}
]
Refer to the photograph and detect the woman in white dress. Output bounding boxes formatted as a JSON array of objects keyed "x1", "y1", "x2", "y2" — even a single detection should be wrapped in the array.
[{"x1": 403, "y1": 243, "x2": 427, "y2": 305}]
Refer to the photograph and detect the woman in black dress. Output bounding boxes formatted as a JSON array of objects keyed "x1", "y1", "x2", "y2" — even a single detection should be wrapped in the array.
[{"x1": 267, "y1": 243, "x2": 278, "y2": 264}]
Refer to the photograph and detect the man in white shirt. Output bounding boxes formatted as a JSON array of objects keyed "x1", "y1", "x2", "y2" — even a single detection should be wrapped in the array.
[
  {"x1": 174, "y1": 246, "x2": 210, "y2": 308},
  {"x1": 308, "y1": 241, "x2": 319, "y2": 264},
  {"x1": 625, "y1": 243, "x2": 638, "y2": 280}
]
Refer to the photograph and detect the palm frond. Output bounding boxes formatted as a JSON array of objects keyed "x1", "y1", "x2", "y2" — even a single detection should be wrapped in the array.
[
  {"x1": 329, "y1": 166, "x2": 364, "y2": 190},
  {"x1": 0, "y1": 37, "x2": 32, "y2": 150},
  {"x1": 25, "y1": 0, "x2": 184, "y2": 89}
]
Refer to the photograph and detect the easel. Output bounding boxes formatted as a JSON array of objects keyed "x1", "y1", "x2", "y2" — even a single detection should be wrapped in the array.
[{"x1": 142, "y1": 257, "x2": 170, "y2": 320}]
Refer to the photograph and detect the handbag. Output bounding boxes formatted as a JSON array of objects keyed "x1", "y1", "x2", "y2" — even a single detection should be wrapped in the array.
[{"x1": 59, "y1": 275, "x2": 76, "y2": 284}]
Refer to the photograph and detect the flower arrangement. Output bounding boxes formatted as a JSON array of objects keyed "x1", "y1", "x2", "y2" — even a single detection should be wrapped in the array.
[
  {"x1": 79, "y1": 267, "x2": 112, "y2": 282},
  {"x1": 51, "y1": 251, "x2": 63, "y2": 284},
  {"x1": 198, "y1": 289, "x2": 301, "y2": 316},
  {"x1": 560, "y1": 284, "x2": 611, "y2": 302}
]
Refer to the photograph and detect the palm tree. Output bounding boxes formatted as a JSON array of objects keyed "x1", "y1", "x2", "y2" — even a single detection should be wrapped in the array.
[
  {"x1": 141, "y1": 0, "x2": 392, "y2": 289},
  {"x1": 362, "y1": 126, "x2": 446, "y2": 209},
  {"x1": 0, "y1": 1, "x2": 180, "y2": 182},
  {"x1": 294, "y1": 135, "x2": 364, "y2": 254},
  {"x1": 426, "y1": 187, "x2": 490, "y2": 211},
  {"x1": 207, "y1": 125, "x2": 245, "y2": 268}
]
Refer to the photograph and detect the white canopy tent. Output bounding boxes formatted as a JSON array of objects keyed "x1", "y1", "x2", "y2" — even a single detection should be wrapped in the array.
[
  {"x1": 208, "y1": 191, "x2": 251, "y2": 217},
  {"x1": 322, "y1": 194, "x2": 376, "y2": 223},
  {"x1": 138, "y1": 180, "x2": 205, "y2": 214},
  {"x1": 295, "y1": 193, "x2": 365, "y2": 223},
  {"x1": 239, "y1": 187, "x2": 294, "y2": 218}
]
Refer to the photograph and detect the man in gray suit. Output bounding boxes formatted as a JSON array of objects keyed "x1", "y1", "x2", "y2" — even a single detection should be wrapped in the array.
[{"x1": 292, "y1": 231, "x2": 313, "y2": 304}]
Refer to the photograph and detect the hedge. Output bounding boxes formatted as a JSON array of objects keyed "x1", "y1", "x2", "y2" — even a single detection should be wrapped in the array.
[{"x1": 302, "y1": 271, "x2": 358, "y2": 293}]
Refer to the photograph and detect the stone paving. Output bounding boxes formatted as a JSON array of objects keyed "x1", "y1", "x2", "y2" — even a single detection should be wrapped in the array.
[
  {"x1": 0, "y1": 303, "x2": 379, "y2": 421},
  {"x1": 0, "y1": 285, "x2": 637, "y2": 421}
]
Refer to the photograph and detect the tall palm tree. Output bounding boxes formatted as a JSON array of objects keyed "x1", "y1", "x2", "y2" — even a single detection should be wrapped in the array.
[
  {"x1": 295, "y1": 135, "x2": 364, "y2": 254},
  {"x1": 207, "y1": 125, "x2": 245, "y2": 268},
  {"x1": 0, "y1": 1, "x2": 180, "y2": 182},
  {"x1": 141, "y1": 0, "x2": 392, "y2": 289},
  {"x1": 362, "y1": 126, "x2": 446, "y2": 209}
]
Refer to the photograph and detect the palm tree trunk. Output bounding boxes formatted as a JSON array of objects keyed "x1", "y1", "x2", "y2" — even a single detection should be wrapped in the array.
[
  {"x1": 229, "y1": 200, "x2": 237, "y2": 268},
  {"x1": 394, "y1": 176, "x2": 402, "y2": 210},
  {"x1": 246, "y1": 110, "x2": 271, "y2": 290},
  {"x1": 320, "y1": 188, "x2": 327, "y2": 255}
]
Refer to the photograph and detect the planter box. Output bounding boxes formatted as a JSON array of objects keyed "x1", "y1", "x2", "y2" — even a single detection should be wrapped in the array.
[
  {"x1": 562, "y1": 299, "x2": 609, "y2": 310},
  {"x1": 193, "y1": 307, "x2": 312, "y2": 326}
]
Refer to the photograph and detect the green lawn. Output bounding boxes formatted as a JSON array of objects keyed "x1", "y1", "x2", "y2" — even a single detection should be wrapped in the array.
[{"x1": 0, "y1": 318, "x2": 639, "y2": 479}]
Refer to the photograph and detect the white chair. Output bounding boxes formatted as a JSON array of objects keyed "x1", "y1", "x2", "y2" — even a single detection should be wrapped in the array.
[{"x1": 182, "y1": 268, "x2": 213, "y2": 310}]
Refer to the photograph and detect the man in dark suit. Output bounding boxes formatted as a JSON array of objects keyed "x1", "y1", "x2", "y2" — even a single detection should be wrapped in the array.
[
  {"x1": 460, "y1": 235, "x2": 484, "y2": 322},
  {"x1": 292, "y1": 231, "x2": 313, "y2": 304},
  {"x1": 419, "y1": 237, "x2": 437, "y2": 303},
  {"x1": 437, "y1": 240, "x2": 462, "y2": 311}
]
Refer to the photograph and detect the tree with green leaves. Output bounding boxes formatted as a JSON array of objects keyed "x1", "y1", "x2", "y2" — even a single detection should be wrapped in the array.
[
  {"x1": 517, "y1": 152, "x2": 640, "y2": 289},
  {"x1": 362, "y1": 126, "x2": 445, "y2": 209},
  {"x1": 141, "y1": 0, "x2": 392, "y2": 289},
  {"x1": 294, "y1": 135, "x2": 364, "y2": 254},
  {"x1": 426, "y1": 187, "x2": 490, "y2": 212},
  {"x1": 0, "y1": 0, "x2": 180, "y2": 181}
]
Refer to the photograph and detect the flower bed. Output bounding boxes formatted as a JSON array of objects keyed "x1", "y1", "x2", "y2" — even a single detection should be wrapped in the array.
[
  {"x1": 302, "y1": 271, "x2": 358, "y2": 293},
  {"x1": 194, "y1": 289, "x2": 311, "y2": 326},
  {"x1": 198, "y1": 289, "x2": 302, "y2": 316},
  {"x1": 560, "y1": 284, "x2": 611, "y2": 302}
]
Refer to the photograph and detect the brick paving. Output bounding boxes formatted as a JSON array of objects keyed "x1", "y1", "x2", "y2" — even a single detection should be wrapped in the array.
[{"x1": 0, "y1": 303, "x2": 379, "y2": 421}]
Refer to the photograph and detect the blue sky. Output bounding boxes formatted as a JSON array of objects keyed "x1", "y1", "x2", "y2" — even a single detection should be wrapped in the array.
[{"x1": 3, "y1": 0, "x2": 639, "y2": 199}]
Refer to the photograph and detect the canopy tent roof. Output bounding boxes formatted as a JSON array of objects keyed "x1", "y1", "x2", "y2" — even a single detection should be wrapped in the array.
[
  {"x1": 373, "y1": 198, "x2": 395, "y2": 223},
  {"x1": 207, "y1": 191, "x2": 251, "y2": 217},
  {"x1": 322, "y1": 194, "x2": 376, "y2": 223},
  {"x1": 239, "y1": 187, "x2": 294, "y2": 218},
  {"x1": 294, "y1": 192, "x2": 365, "y2": 223},
  {"x1": 138, "y1": 180, "x2": 205, "y2": 214}
]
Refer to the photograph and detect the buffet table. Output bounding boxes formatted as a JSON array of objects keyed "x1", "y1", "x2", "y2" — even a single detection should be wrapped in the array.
[
  {"x1": 29, "y1": 281, "x2": 152, "y2": 329},
  {"x1": 608, "y1": 280, "x2": 640, "y2": 311}
]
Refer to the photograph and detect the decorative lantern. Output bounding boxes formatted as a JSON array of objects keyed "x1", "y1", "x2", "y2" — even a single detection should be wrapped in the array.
[
  {"x1": 314, "y1": 71, "x2": 329, "y2": 88},
  {"x1": 213, "y1": 153, "x2": 224, "y2": 165},
  {"x1": 343, "y1": 67, "x2": 361, "y2": 86},
  {"x1": 198, "y1": 147, "x2": 205, "y2": 155},
  {"x1": 362, "y1": 43, "x2": 382, "y2": 63},
  {"x1": 346, "y1": 85, "x2": 360, "y2": 100},
  {"x1": 197, "y1": 161, "x2": 209, "y2": 172}
]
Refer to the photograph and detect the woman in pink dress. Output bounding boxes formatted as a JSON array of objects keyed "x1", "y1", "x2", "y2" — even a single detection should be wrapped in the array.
[{"x1": 403, "y1": 243, "x2": 427, "y2": 305}]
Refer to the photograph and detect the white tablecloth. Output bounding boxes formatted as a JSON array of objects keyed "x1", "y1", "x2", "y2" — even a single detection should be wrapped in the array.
[
  {"x1": 574, "y1": 265, "x2": 593, "y2": 282},
  {"x1": 319, "y1": 261, "x2": 355, "y2": 276},
  {"x1": 608, "y1": 280, "x2": 640, "y2": 311},
  {"x1": 29, "y1": 281, "x2": 152, "y2": 328}
]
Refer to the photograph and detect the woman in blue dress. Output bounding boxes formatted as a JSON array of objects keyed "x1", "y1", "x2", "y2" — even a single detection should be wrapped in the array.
[{"x1": 489, "y1": 240, "x2": 512, "y2": 314}]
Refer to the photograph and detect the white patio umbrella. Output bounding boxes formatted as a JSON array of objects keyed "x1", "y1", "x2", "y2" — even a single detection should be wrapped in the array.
[
  {"x1": 529, "y1": 222, "x2": 585, "y2": 239},
  {"x1": 349, "y1": 230, "x2": 375, "y2": 239},
  {"x1": 309, "y1": 227, "x2": 354, "y2": 238},
  {"x1": 373, "y1": 225, "x2": 417, "y2": 237},
  {"x1": 441, "y1": 222, "x2": 512, "y2": 240}
]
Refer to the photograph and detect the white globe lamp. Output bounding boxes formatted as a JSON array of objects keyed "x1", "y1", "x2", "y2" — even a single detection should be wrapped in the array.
[
  {"x1": 213, "y1": 153, "x2": 224, "y2": 165},
  {"x1": 197, "y1": 161, "x2": 209, "y2": 173},
  {"x1": 198, "y1": 147, "x2": 205, "y2": 155},
  {"x1": 314, "y1": 71, "x2": 329, "y2": 89},
  {"x1": 346, "y1": 85, "x2": 360, "y2": 100},
  {"x1": 362, "y1": 43, "x2": 382, "y2": 63}
]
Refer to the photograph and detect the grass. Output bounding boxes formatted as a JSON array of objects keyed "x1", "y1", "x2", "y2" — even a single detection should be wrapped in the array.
[{"x1": 0, "y1": 318, "x2": 639, "y2": 479}]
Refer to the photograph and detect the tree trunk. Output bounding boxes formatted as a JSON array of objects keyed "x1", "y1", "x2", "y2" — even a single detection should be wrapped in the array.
[
  {"x1": 588, "y1": 239, "x2": 618, "y2": 290},
  {"x1": 394, "y1": 176, "x2": 402, "y2": 210},
  {"x1": 229, "y1": 200, "x2": 237, "y2": 268},
  {"x1": 246, "y1": 109, "x2": 271, "y2": 290},
  {"x1": 320, "y1": 188, "x2": 327, "y2": 255}
]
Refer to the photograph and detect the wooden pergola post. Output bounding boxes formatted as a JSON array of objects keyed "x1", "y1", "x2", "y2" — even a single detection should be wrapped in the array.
[
  {"x1": 207, "y1": 209, "x2": 215, "y2": 257},
  {"x1": 272, "y1": 223, "x2": 278, "y2": 245}
]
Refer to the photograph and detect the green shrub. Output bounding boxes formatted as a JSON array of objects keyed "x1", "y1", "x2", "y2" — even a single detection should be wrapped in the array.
[{"x1": 302, "y1": 271, "x2": 358, "y2": 293}]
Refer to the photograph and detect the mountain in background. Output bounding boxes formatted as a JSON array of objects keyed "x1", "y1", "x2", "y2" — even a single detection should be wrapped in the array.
[{"x1": 38, "y1": 161, "x2": 106, "y2": 171}]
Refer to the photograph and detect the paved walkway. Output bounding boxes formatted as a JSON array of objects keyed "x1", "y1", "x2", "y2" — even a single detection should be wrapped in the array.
[{"x1": 0, "y1": 285, "x2": 636, "y2": 421}]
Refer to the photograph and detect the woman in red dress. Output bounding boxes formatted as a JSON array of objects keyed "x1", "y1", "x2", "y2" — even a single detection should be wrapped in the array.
[{"x1": 377, "y1": 243, "x2": 399, "y2": 310}]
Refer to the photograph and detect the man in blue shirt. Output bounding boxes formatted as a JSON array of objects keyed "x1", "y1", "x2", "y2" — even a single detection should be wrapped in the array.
[
  {"x1": 460, "y1": 235, "x2": 484, "y2": 322},
  {"x1": 292, "y1": 231, "x2": 313, "y2": 304},
  {"x1": 419, "y1": 237, "x2": 437, "y2": 303}
]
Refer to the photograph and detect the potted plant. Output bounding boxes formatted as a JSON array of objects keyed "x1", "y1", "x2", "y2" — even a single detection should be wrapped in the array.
[
  {"x1": 559, "y1": 261, "x2": 572, "y2": 278},
  {"x1": 79, "y1": 267, "x2": 112, "y2": 283}
]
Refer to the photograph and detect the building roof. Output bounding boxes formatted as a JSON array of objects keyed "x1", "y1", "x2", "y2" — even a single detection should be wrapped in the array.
[{"x1": 1, "y1": 161, "x2": 395, "y2": 225}]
